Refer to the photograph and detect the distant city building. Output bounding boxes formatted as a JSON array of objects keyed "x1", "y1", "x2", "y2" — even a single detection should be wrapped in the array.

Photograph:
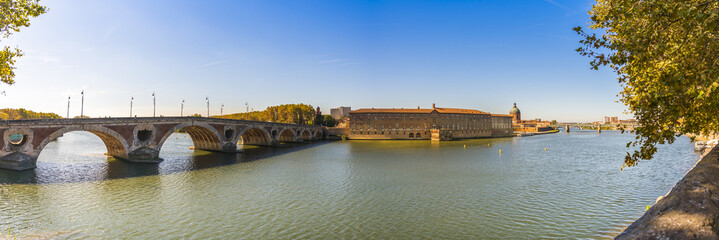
[
  {"x1": 348, "y1": 104, "x2": 513, "y2": 140},
  {"x1": 601, "y1": 116, "x2": 621, "y2": 124},
  {"x1": 510, "y1": 103, "x2": 552, "y2": 132},
  {"x1": 603, "y1": 116, "x2": 611, "y2": 124},
  {"x1": 330, "y1": 106, "x2": 351, "y2": 120}
]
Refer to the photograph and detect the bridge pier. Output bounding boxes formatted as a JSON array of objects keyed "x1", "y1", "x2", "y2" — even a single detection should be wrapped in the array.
[
  {"x1": 565, "y1": 124, "x2": 570, "y2": 133},
  {"x1": 126, "y1": 147, "x2": 162, "y2": 163},
  {"x1": 0, "y1": 152, "x2": 38, "y2": 171}
]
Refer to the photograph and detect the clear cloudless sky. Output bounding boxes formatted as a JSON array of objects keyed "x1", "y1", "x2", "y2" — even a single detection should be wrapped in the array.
[{"x1": 3, "y1": 0, "x2": 628, "y2": 122}]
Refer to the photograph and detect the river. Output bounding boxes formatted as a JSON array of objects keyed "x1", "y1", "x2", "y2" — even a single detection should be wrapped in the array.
[{"x1": 0, "y1": 130, "x2": 700, "y2": 239}]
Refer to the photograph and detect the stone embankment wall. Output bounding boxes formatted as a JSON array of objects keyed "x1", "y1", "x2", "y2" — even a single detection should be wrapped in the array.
[{"x1": 616, "y1": 146, "x2": 719, "y2": 239}]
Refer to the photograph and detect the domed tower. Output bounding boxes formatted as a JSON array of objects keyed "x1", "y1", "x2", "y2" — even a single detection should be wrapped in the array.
[{"x1": 509, "y1": 102, "x2": 521, "y2": 122}]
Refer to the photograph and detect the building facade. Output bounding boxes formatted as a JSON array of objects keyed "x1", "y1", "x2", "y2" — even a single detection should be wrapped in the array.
[
  {"x1": 330, "y1": 106, "x2": 352, "y2": 120},
  {"x1": 510, "y1": 103, "x2": 553, "y2": 132},
  {"x1": 348, "y1": 104, "x2": 513, "y2": 140}
]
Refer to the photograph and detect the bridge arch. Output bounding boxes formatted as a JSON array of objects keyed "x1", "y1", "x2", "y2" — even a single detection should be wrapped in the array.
[
  {"x1": 157, "y1": 122, "x2": 223, "y2": 151},
  {"x1": 313, "y1": 129, "x2": 323, "y2": 140},
  {"x1": 238, "y1": 127, "x2": 272, "y2": 146},
  {"x1": 300, "y1": 129, "x2": 312, "y2": 141},
  {"x1": 37, "y1": 125, "x2": 130, "y2": 159},
  {"x1": 277, "y1": 128, "x2": 297, "y2": 143}
]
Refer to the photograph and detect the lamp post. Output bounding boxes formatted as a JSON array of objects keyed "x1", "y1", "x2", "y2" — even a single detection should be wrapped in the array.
[
  {"x1": 67, "y1": 96, "x2": 70, "y2": 118},
  {"x1": 205, "y1": 97, "x2": 209, "y2": 117},
  {"x1": 152, "y1": 92, "x2": 156, "y2": 117},
  {"x1": 80, "y1": 90, "x2": 84, "y2": 118},
  {"x1": 221, "y1": 104, "x2": 224, "y2": 116},
  {"x1": 130, "y1": 96, "x2": 134, "y2": 117},
  {"x1": 181, "y1": 99, "x2": 184, "y2": 117}
]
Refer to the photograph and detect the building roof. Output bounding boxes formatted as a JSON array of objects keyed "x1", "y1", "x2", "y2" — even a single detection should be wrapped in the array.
[
  {"x1": 510, "y1": 102, "x2": 520, "y2": 114},
  {"x1": 350, "y1": 107, "x2": 489, "y2": 115},
  {"x1": 491, "y1": 114, "x2": 512, "y2": 117}
]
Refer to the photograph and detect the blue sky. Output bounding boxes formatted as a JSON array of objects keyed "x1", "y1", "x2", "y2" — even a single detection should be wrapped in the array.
[{"x1": 3, "y1": 0, "x2": 626, "y2": 122}]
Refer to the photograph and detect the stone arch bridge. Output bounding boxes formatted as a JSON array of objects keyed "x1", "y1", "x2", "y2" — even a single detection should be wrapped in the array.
[{"x1": 0, "y1": 117, "x2": 326, "y2": 171}]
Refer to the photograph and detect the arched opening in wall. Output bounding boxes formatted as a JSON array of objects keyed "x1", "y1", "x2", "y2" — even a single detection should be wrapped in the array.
[
  {"x1": 239, "y1": 128, "x2": 271, "y2": 146},
  {"x1": 313, "y1": 130, "x2": 322, "y2": 140},
  {"x1": 137, "y1": 130, "x2": 153, "y2": 142},
  {"x1": 409, "y1": 133, "x2": 414, "y2": 138},
  {"x1": 158, "y1": 129, "x2": 195, "y2": 158},
  {"x1": 301, "y1": 130, "x2": 312, "y2": 141},
  {"x1": 8, "y1": 134, "x2": 26, "y2": 146},
  {"x1": 224, "y1": 129, "x2": 235, "y2": 141},
  {"x1": 416, "y1": 133, "x2": 421, "y2": 138},
  {"x1": 159, "y1": 125, "x2": 223, "y2": 163},
  {"x1": 37, "y1": 130, "x2": 127, "y2": 165},
  {"x1": 277, "y1": 129, "x2": 296, "y2": 143},
  {"x1": 169, "y1": 126, "x2": 221, "y2": 151}
]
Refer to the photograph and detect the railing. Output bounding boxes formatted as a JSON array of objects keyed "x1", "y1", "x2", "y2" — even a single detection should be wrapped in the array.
[{"x1": 0, "y1": 117, "x2": 322, "y2": 128}]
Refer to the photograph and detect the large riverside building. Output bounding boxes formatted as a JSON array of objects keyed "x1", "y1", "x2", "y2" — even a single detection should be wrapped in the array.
[
  {"x1": 348, "y1": 104, "x2": 513, "y2": 140},
  {"x1": 509, "y1": 102, "x2": 553, "y2": 132}
]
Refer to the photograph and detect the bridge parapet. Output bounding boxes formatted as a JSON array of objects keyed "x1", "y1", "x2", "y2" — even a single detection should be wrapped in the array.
[{"x1": 0, "y1": 117, "x2": 326, "y2": 171}]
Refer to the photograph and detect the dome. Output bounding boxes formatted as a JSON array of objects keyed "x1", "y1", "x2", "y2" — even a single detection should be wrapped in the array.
[{"x1": 510, "y1": 102, "x2": 520, "y2": 114}]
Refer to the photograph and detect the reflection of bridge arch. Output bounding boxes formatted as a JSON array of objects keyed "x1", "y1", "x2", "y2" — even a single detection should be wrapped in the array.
[
  {"x1": 277, "y1": 128, "x2": 297, "y2": 142},
  {"x1": 238, "y1": 127, "x2": 272, "y2": 146},
  {"x1": 157, "y1": 123, "x2": 223, "y2": 151},
  {"x1": 38, "y1": 126, "x2": 130, "y2": 159}
]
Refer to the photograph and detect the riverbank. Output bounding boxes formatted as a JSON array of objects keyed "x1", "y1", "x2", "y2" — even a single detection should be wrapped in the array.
[{"x1": 616, "y1": 145, "x2": 719, "y2": 238}]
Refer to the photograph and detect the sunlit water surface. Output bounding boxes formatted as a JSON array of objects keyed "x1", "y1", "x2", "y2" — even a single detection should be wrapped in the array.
[{"x1": 0, "y1": 130, "x2": 700, "y2": 239}]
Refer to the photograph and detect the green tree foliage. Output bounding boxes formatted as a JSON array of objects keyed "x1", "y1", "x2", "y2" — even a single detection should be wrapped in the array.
[
  {"x1": 550, "y1": 120, "x2": 557, "y2": 125},
  {"x1": 0, "y1": 108, "x2": 60, "y2": 119},
  {"x1": 217, "y1": 104, "x2": 316, "y2": 125},
  {"x1": 189, "y1": 113, "x2": 202, "y2": 117},
  {"x1": 575, "y1": 1, "x2": 719, "y2": 168},
  {"x1": 1, "y1": 0, "x2": 47, "y2": 85},
  {"x1": 322, "y1": 115, "x2": 337, "y2": 127}
]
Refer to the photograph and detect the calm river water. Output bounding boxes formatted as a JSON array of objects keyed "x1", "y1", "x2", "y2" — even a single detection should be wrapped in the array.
[{"x1": 0, "y1": 130, "x2": 700, "y2": 239}]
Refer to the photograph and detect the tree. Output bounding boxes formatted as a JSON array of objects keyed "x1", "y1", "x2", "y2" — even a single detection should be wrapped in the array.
[
  {"x1": 322, "y1": 115, "x2": 337, "y2": 127},
  {"x1": 1, "y1": 0, "x2": 47, "y2": 85},
  {"x1": 0, "y1": 108, "x2": 59, "y2": 119},
  {"x1": 216, "y1": 104, "x2": 317, "y2": 124},
  {"x1": 575, "y1": 1, "x2": 719, "y2": 168},
  {"x1": 550, "y1": 120, "x2": 557, "y2": 125}
]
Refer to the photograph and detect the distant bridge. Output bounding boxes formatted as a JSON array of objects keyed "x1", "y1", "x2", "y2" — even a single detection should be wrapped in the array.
[
  {"x1": 0, "y1": 117, "x2": 326, "y2": 171},
  {"x1": 551, "y1": 123, "x2": 638, "y2": 132}
]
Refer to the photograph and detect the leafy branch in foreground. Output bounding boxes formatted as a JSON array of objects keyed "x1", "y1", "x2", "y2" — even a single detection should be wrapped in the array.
[
  {"x1": 576, "y1": 0, "x2": 719, "y2": 168},
  {"x1": 0, "y1": 0, "x2": 47, "y2": 85}
]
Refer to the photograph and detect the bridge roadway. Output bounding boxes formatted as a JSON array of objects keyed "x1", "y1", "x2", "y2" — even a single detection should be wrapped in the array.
[{"x1": 0, "y1": 117, "x2": 326, "y2": 171}]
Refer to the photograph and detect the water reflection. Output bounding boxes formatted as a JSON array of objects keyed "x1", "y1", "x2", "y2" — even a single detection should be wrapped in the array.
[
  {"x1": 0, "y1": 132, "x2": 329, "y2": 184},
  {"x1": 0, "y1": 130, "x2": 704, "y2": 239}
]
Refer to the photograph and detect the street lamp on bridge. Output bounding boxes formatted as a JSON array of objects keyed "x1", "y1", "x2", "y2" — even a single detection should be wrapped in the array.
[
  {"x1": 181, "y1": 99, "x2": 185, "y2": 117},
  {"x1": 205, "y1": 97, "x2": 209, "y2": 117},
  {"x1": 221, "y1": 104, "x2": 224, "y2": 116},
  {"x1": 80, "y1": 90, "x2": 84, "y2": 118},
  {"x1": 130, "y1": 96, "x2": 134, "y2": 117},
  {"x1": 152, "y1": 92, "x2": 156, "y2": 117},
  {"x1": 67, "y1": 96, "x2": 70, "y2": 118}
]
